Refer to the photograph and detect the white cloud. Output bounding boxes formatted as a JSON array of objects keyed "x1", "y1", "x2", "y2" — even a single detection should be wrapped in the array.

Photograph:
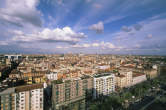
[
  {"x1": 12, "y1": 30, "x2": 24, "y2": 35},
  {"x1": 72, "y1": 43, "x2": 90, "y2": 48},
  {"x1": 72, "y1": 44, "x2": 83, "y2": 48},
  {"x1": 101, "y1": 42, "x2": 115, "y2": 48},
  {"x1": 56, "y1": 46, "x2": 65, "y2": 49},
  {"x1": 12, "y1": 27, "x2": 87, "y2": 44},
  {"x1": 112, "y1": 17, "x2": 166, "y2": 53},
  {"x1": 92, "y1": 43, "x2": 99, "y2": 47},
  {"x1": 0, "y1": 0, "x2": 42, "y2": 27},
  {"x1": 89, "y1": 21, "x2": 104, "y2": 33},
  {"x1": 82, "y1": 43, "x2": 91, "y2": 48},
  {"x1": 72, "y1": 41, "x2": 122, "y2": 49}
]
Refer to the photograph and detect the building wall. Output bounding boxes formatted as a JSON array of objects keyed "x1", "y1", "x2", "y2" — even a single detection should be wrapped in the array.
[
  {"x1": 116, "y1": 76, "x2": 126, "y2": 88},
  {"x1": 15, "y1": 84, "x2": 44, "y2": 110},
  {"x1": 118, "y1": 71, "x2": 133, "y2": 88},
  {"x1": 132, "y1": 74, "x2": 147, "y2": 86},
  {"x1": 0, "y1": 88, "x2": 16, "y2": 110},
  {"x1": 93, "y1": 74, "x2": 115, "y2": 99},
  {"x1": 0, "y1": 93, "x2": 16, "y2": 110},
  {"x1": 46, "y1": 72, "x2": 57, "y2": 80},
  {"x1": 144, "y1": 69, "x2": 158, "y2": 79},
  {"x1": 126, "y1": 71, "x2": 132, "y2": 87},
  {"x1": 52, "y1": 76, "x2": 93, "y2": 110}
]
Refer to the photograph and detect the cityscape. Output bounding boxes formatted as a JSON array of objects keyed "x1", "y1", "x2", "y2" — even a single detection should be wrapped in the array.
[{"x1": 0, "y1": 0, "x2": 166, "y2": 110}]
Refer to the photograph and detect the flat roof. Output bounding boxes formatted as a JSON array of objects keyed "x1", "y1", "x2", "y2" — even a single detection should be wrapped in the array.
[
  {"x1": 0, "y1": 88, "x2": 15, "y2": 95},
  {"x1": 132, "y1": 72, "x2": 145, "y2": 77},
  {"x1": 15, "y1": 84, "x2": 43, "y2": 92},
  {"x1": 80, "y1": 75, "x2": 91, "y2": 79},
  {"x1": 93, "y1": 73, "x2": 113, "y2": 78}
]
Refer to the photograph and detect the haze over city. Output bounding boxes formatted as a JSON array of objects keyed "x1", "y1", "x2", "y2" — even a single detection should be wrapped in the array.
[{"x1": 0, "y1": 0, "x2": 166, "y2": 55}]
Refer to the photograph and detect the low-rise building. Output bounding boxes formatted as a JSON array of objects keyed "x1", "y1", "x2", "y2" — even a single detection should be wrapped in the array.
[
  {"x1": 116, "y1": 74, "x2": 126, "y2": 88},
  {"x1": 118, "y1": 70, "x2": 133, "y2": 87},
  {"x1": 144, "y1": 69, "x2": 158, "y2": 79},
  {"x1": 132, "y1": 72, "x2": 147, "y2": 86}
]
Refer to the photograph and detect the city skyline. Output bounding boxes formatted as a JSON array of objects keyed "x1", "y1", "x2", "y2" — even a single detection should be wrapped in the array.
[{"x1": 0, "y1": 0, "x2": 166, "y2": 55}]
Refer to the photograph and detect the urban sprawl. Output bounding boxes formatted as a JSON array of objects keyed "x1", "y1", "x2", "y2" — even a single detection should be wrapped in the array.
[{"x1": 0, "y1": 54, "x2": 166, "y2": 110}]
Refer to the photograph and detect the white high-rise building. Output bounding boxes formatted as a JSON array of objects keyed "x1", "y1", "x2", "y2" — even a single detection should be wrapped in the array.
[
  {"x1": 46, "y1": 72, "x2": 57, "y2": 81},
  {"x1": 93, "y1": 73, "x2": 115, "y2": 99},
  {"x1": 15, "y1": 84, "x2": 44, "y2": 110}
]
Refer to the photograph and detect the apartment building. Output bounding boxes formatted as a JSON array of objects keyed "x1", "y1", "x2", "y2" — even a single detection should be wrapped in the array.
[
  {"x1": 93, "y1": 73, "x2": 115, "y2": 99},
  {"x1": 120, "y1": 65, "x2": 158, "y2": 79},
  {"x1": 0, "y1": 88, "x2": 16, "y2": 110},
  {"x1": 119, "y1": 70, "x2": 133, "y2": 87},
  {"x1": 46, "y1": 72, "x2": 57, "y2": 81},
  {"x1": 144, "y1": 69, "x2": 158, "y2": 79},
  {"x1": 15, "y1": 84, "x2": 44, "y2": 110},
  {"x1": 116, "y1": 74, "x2": 126, "y2": 88},
  {"x1": 125, "y1": 71, "x2": 133, "y2": 87},
  {"x1": 132, "y1": 72, "x2": 147, "y2": 86},
  {"x1": 52, "y1": 75, "x2": 93, "y2": 110},
  {"x1": 4, "y1": 54, "x2": 22, "y2": 61}
]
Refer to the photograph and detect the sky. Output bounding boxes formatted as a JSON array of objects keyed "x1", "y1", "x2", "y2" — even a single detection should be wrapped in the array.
[{"x1": 0, "y1": 0, "x2": 166, "y2": 55}]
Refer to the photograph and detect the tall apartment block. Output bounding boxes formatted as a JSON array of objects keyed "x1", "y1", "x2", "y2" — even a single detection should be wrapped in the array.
[
  {"x1": 0, "y1": 84, "x2": 43, "y2": 110},
  {"x1": 93, "y1": 73, "x2": 115, "y2": 99},
  {"x1": 15, "y1": 84, "x2": 44, "y2": 110},
  {"x1": 0, "y1": 88, "x2": 16, "y2": 110},
  {"x1": 52, "y1": 75, "x2": 93, "y2": 110}
]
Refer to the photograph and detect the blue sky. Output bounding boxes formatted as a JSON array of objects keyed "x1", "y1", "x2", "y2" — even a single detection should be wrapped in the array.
[{"x1": 0, "y1": 0, "x2": 166, "y2": 55}]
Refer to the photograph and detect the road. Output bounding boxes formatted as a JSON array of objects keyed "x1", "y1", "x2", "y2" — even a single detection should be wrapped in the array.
[
  {"x1": 140, "y1": 90, "x2": 166, "y2": 110},
  {"x1": 128, "y1": 90, "x2": 166, "y2": 110},
  {"x1": 128, "y1": 96, "x2": 154, "y2": 110},
  {"x1": 140, "y1": 95, "x2": 161, "y2": 110}
]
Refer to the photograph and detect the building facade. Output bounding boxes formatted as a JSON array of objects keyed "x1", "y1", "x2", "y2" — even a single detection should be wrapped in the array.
[
  {"x1": 116, "y1": 74, "x2": 126, "y2": 88},
  {"x1": 0, "y1": 88, "x2": 16, "y2": 110},
  {"x1": 118, "y1": 70, "x2": 133, "y2": 87},
  {"x1": 15, "y1": 84, "x2": 44, "y2": 110},
  {"x1": 0, "y1": 84, "x2": 44, "y2": 110},
  {"x1": 132, "y1": 72, "x2": 147, "y2": 86},
  {"x1": 52, "y1": 75, "x2": 93, "y2": 110},
  {"x1": 46, "y1": 72, "x2": 58, "y2": 81},
  {"x1": 93, "y1": 73, "x2": 115, "y2": 99}
]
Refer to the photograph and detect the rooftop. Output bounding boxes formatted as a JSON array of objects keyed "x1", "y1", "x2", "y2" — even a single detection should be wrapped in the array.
[
  {"x1": 93, "y1": 73, "x2": 113, "y2": 78},
  {"x1": 0, "y1": 88, "x2": 15, "y2": 95},
  {"x1": 132, "y1": 72, "x2": 145, "y2": 77},
  {"x1": 15, "y1": 84, "x2": 43, "y2": 92},
  {"x1": 118, "y1": 74, "x2": 125, "y2": 78},
  {"x1": 52, "y1": 79, "x2": 63, "y2": 84},
  {"x1": 80, "y1": 75, "x2": 91, "y2": 79}
]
